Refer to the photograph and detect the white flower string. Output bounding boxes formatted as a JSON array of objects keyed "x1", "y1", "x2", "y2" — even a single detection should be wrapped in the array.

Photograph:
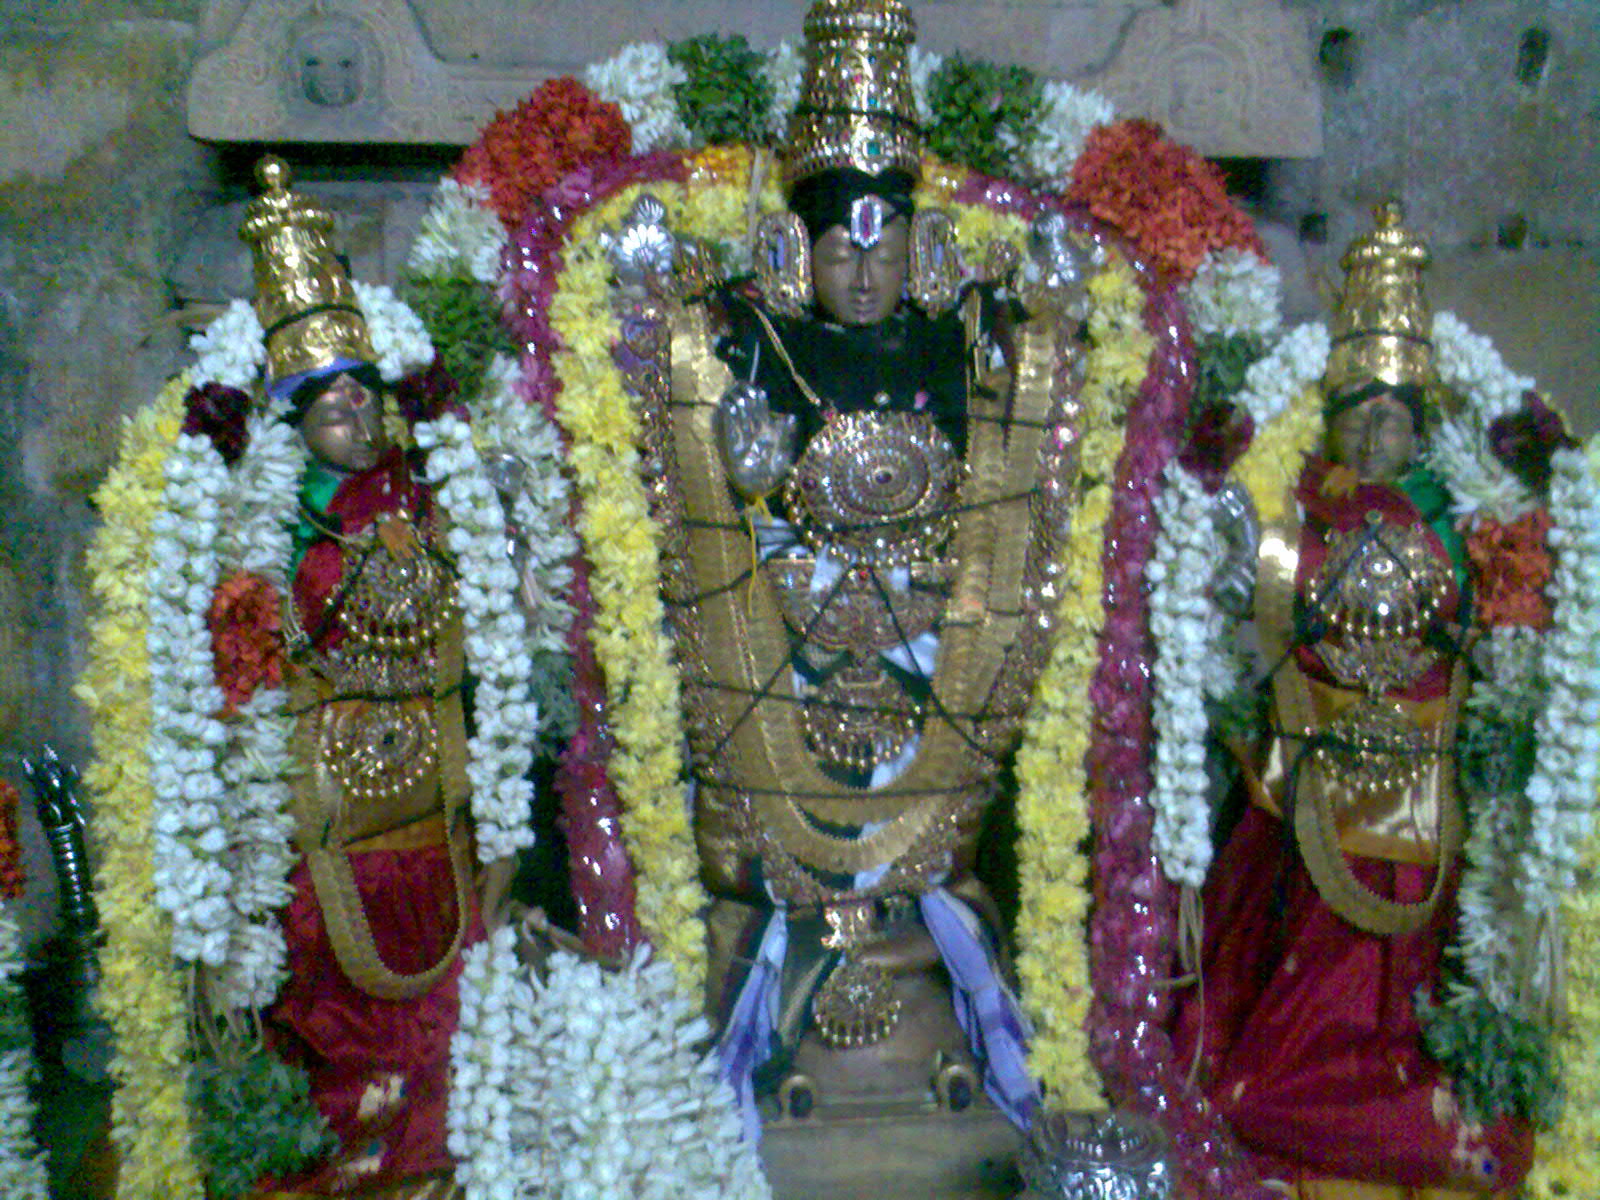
[
  {"x1": 583, "y1": 43, "x2": 691, "y2": 154},
  {"x1": 0, "y1": 906, "x2": 47, "y2": 1197},
  {"x1": 1020, "y1": 79, "x2": 1114, "y2": 187},
  {"x1": 447, "y1": 926, "x2": 535, "y2": 1197},
  {"x1": 353, "y1": 280, "x2": 435, "y2": 383},
  {"x1": 1145, "y1": 461, "x2": 1235, "y2": 887},
  {"x1": 414, "y1": 412, "x2": 539, "y2": 863},
  {"x1": 471, "y1": 354, "x2": 578, "y2": 655},
  {"x1": 449, "y1": 938, "x2": 772, "y2": 1200},
  {"x1": 761, "y1": 42, "x2": 804, "y2": 140},
  {"x1": 146, "y1": 433, "x2": 235, "y2": 966},
  {"x1": 407, "y1": 179, "x2": 507, "y2": 286},
  {"x1": 1184, "y1": 248, "x2": 1283, "y2": 339},
  {"x1": 189, "y1": 299, "x2": 266, "y2": 391},
  {"x1": 907, "y1": 46, "x2": 942, "y2": 127},
  {"x1": 1232, "y1": 321, "x2": 1330, "y2": 430},
  {"x1": 1517, "y1": 447, "x2": 1600, "y2": 921},
  {"x1": 1428, "y1": 311, "x2": 1539, "y2": 523}
]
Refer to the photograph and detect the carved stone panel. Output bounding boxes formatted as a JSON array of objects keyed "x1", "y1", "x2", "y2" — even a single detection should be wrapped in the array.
[
  {"x1": 188, "y1": 0, "x2": 537, "y2": 143},
  {"x1": 1091, "y1": 0, "x2": 1322, "y2": 158}
]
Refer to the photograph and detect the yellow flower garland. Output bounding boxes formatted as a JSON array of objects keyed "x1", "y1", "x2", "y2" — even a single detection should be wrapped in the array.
[
  {"x1": 1014, "y1": 253, "x2": 1148, "y2": 1105},
  {"x1": 1233, "y1": 382, "x2": 1324, "y2": 525},
  {"x1": 76, "y1": 375, "x2": 204, "y2": 1199},
  {"x1": 548, "y1": 148, "x2": 781, "y2": 994}
]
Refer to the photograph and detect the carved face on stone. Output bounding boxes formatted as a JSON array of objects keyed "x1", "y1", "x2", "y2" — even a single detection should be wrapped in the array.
[
  {"x1": 294, "y1": 25, "x2": 365, "y2": 108},
  {"x1": 1325, "y1": 389, "x2": 1418, "y2": 484},
  {"x1": 299, "y1": 373, "x2": 389, "y2": 474},
  {"x1": 810, "y1": 215, "x2": 910, "y2": 327}
]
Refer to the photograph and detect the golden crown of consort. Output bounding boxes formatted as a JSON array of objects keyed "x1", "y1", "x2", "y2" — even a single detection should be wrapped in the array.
[
  {"x1": 783, "y1": 0, "x2": 923, "y2": 188},
  {"x1": 1324, "y1": 200, "x2": 1436, "y2": 397},
  {"x1": 238, "y1": 156, "x2": 374, "y2": 385}
]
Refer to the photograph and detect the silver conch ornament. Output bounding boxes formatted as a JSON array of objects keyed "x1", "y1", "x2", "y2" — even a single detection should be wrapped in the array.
[{"x1": 601, "y1": 193, "x2": 676, "y2": 301}]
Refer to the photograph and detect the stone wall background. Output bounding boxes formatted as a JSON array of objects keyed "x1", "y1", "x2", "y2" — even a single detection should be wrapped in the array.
[{"x1": 0, "y1": 0, "x2": 1595, "y2": 945}]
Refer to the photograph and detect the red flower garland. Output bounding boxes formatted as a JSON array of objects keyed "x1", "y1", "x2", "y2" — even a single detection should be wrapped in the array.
[
  {"x1": 208, "y1": 571, "x2": 285, "y2": 715},
  {"x1": 1467, "y1": 508, "x2": 1556, "y2": 630},
  {"x1": 454, "y1": 78, "x2": 633, "y2": 228},
  {"x1": 1068, "y1": 119, "x2": 1266, "y2": 280},
  {"x1": 0, "y1": 782, "x2": 24, "y2": 902}
]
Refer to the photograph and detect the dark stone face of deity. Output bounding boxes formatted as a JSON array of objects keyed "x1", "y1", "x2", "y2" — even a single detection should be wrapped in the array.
[
  {"x1": 300, "y1": 373, "x2": 389, "y2": 474},
  {"x1": 1325, "y1": 389, "x2": 1418, "y2": 484},
  {"x1": 810, "y1": 215, "x2": 910, "y2": 328}
]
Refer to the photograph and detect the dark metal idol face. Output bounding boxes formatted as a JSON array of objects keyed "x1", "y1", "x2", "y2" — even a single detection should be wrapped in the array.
[
  {"x1": 300, "y1": 373, "x2": 389, "y2": 474},
  {"x1": 810, "y1": 215, "x2": 910, "y2": 327},
  {"x1": 1325, "y1": 389, "x2": 1417, "y2": 483}
]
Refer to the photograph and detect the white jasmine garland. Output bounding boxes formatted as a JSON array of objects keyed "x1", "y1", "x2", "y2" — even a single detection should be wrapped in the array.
[
  {"x1": 908, "y1": 46, "x2": 943, "y2": 127},
  {"x1": 209, "y1": 687, "x2": 296, "y2": 1009},
  {"x1": 190, "y1": 299, "x2": 266, "y2": 391},
  {"x1": 1428, "y1": 312, "x2": 1539, "y2": 523},
  {"x1": 146, "y1": 433, "x2": 235, "y2": 966},
  {"x1": 1516, "y1": 446, "x2": 1600, "y2": 921},
  {"x1": 762, "y1": 41, "x2": 804, "y2": 140},
  {"x1": 353, "y1": 281, "x2": 435, "y2": 383},
  {"x1": 472, "y1": 355, "x2": 578, "y2": 655},
  {"x1": 1184, "y1": 248, "x2": 1283, "y2": 339},
  {"x1": 448, "y1": 926, "x2": 535, "y2": 1197},
  {"x1": 408, "y1": 178, "x2": 508, "y2": 286},
  {"x1": 1232, "y1": 321, "x2": 1329, "y2": 430},
  {"x1": 450, "y1": 941, "x2": 771, "y2": 1199},
  {"x1": 1146, "y1": 462, "x2": 1234, "y2": 887},
  {"x1": 414, "y1": 413, "x2": 538, "y2": 863},
  {"x1": 1021, "y1": 79, "x2": 1114, "y2": 186},
  {"x1": 0, "y1": 909, "x2": 46, "y2": 1198},
  {"x1": 583, "y1": 42, "x2": 690, "y2": 153}
]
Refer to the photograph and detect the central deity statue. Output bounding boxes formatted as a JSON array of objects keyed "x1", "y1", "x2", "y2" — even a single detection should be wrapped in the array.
[{"x1": 623, "y1": 0, "x2": 1087, "y2": 1127}]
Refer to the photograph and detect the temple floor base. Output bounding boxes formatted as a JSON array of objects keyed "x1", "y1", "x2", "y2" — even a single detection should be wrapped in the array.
[{"x1": 760, "y1": 1103, "x2": 1023, "y2": 1199}]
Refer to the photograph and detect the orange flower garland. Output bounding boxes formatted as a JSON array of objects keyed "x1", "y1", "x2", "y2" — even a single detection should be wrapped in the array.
[
  {"x1": 454, "y1": 78, "x2": 633, "y2": 226},
  {"x1": 1068, "y1": 119, "x2": 1266, "y2": 280},
  {"x1": 207, "y1": 570, "x2": 284, "y2": 715},
  {"x1": 1466, "y1": 508, "x2": 1556, "y2": 629}
]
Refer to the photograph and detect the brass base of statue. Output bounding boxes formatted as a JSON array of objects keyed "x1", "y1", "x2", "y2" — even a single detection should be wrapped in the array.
[
  {"x1": 759, "y1": 966, "x2": 1023, "y2": 1199},
  {"x1": 761, "y1": 1104, "x2": 1022, "y2": 1200}
]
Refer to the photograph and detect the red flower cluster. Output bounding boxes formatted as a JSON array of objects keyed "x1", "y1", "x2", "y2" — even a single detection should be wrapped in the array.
[
  {"x1": 0, "y1": 782, "x2": 24, "y2": 901},
  {"x1": 1467, "y1": 508, "x2": 1555, "y2": 629},
  {"x1": 1067, "y1": 119, "x2": 1266, "y2": 280},
  {"x1": 209, "y1": 571, "x2": 286, "y2": 714},
  {"x1": 183, "y1": 382, "x2": 253, "y2": 466},
  {"x1": 454, "y1": 78, "x2": 633, "y2": 227}
]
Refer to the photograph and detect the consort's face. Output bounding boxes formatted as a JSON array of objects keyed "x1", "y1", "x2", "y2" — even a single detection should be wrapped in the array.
[
  {"x1": 1325, "y1": 390, "x2": 1417, "y2": 484},
  {"x1": 300, "y1": 374, "x2": 389, "y2": 474},
  {"x1": 810, "y1": 216, "x2": 909, "y2": 327}
]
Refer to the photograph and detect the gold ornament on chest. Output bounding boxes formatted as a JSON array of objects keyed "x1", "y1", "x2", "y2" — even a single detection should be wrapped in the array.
[{"x1": 1304, "y1": 511, "x2": 1451, "y2": 694}]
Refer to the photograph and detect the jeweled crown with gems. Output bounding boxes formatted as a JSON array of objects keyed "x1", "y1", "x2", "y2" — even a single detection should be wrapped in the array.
[
  {"x1": 783, "y1": 0, "x2": 923, "y2": 188},
  {"x1": 1324, "y1": 200, "x2": 1436, "y2": 396},
  {"x1": 238, "y1": 155, "x2": 374, "y2": 384}
]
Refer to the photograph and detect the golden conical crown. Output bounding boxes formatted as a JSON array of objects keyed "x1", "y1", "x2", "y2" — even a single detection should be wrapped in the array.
[
  {"x1": 783, "y1": 0, "x2": 922, "y2": 187},
  {"x1": 238, "y1": 156, "x2": 373, "y2": 384},
  {"x1": 1324, "y1": 200, "x2": 1435, "y2": 396}
]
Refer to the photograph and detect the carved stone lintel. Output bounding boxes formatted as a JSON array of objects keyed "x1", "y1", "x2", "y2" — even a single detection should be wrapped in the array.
[
  {"x1": 188, "y1": 0, "x2": 543, "y2": 144},
  {"x1": 1090, "y1": 0, "x2": 1322, "y2": 159}
]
